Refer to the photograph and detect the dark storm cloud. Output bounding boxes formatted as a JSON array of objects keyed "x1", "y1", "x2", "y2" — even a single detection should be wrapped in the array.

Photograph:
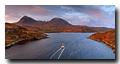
[
  {"x1": 5, "y1": 5, "x2": 115, "y2": 28},
  {"x1": 64, "y1": 5, "x2": 108, "y2": 17},
  {"x1": 62, "y1": 5, "x2": 115, "y2": 28}
]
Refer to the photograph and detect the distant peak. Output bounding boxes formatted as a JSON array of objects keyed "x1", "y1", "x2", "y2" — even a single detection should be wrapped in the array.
[
  {"x1": 22, "y1": 15, "x2": 28, "y2": 18},
  {"x1": 17, "y1": 15, "x2": 37, "y2": 24},
  {"x1": 21, "y1": 15, "x2": 33, "y2": 20},
  {"x1": 54, "y1": 17, "x2": 60, "y2": 18},
  {"x1": 53, "y1": 17, "x2": 63, "y2": 19}
]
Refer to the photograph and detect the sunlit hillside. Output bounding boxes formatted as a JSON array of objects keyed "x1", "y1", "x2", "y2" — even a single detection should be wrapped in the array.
[
  {"x1": 5, "y1": 23, "x2": 47, "y2": 46},
  {"x1": 87, "y1": 29, "x2": 115, "y2": 53}
]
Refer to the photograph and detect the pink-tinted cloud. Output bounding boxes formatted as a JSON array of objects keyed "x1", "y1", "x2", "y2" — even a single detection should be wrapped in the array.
[
  {"x1": 5, "y1": 5, "x2": 55, "y2": 16},
  {"x1": 111, "y1": 16, "x2": 115, "y2": 20},
  {"x1": 33, "y1": 6, "x2": 46, "y2": 12},
  {"x1": 101, "y1": 8, "x2": 104, "y2": 10},
  {"x1": 93, "y1": 12, "x2": 101, "y2": 17},
  {"x1": 32, "y1": 5, "x2": 56, "y2": 15},
  {"x1": 103, "y1": 19, "x2": 108, "y2": 21},
  {"x1": 5, "y1": 8, "x2": 11, "y2": 14},
  {"x1": 5, "y1": 18, "x2": 17, "y2": 23},
  {"x1": 5, "y1": 15, "x2": 18, "y2": 23},
  {"x1": 5, "y1": 8, "x2": 19, "y2": 16},
  {"x1": 5, "y1": 8, "x2": 21, "y2": 22},
  {"x1": 5, "y1": 5, "x2": 115, "y2": 28},
  {"x1": 62, "y1": 8, "x2": 72, "y2": 12},
  {"x1": 5, "y1": 5, "x2": 56, "y2": 23}
]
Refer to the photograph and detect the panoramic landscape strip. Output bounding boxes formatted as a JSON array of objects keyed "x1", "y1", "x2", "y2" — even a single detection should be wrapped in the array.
[{"x1": 5, "y1": 5, "x2": 115, "y2": 59}]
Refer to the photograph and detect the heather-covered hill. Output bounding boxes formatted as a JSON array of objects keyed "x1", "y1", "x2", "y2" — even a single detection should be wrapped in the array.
[
  {"x1": 5, "y1": 23, "x2": 48, "y2": 46},
  {"x1": 87, "y1": 29, "x2": 115, "y2": 53}
]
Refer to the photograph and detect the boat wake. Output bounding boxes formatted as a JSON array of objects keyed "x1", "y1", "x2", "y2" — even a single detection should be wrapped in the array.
[{"x1": 50, "y1": 46, "x2": 65, "y2": 59}]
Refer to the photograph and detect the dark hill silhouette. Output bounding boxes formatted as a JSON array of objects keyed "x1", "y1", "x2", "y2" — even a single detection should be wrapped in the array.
[
  {"x1": 41, "y1": 17, "x2": 72, "y2": 28},
  {"x1": 48, "y1": 17, "x2": 71, "y2": 26},
  {"x1": 16, "y1": 15, "x2": 113, "y2": 32},
  {"x1": 16, "y1": 16, "x2": 71, "y2": 27},
  {"x1": 16, "y1": 16, "x2": 45, "y2": 26},
  {"x1": 16, "y1": 16, "x2": 37, "y2": 24}
]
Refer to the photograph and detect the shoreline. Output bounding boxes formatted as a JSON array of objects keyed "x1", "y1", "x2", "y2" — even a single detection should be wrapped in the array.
[
  {"x1": 5, "y1": 37, "x2": 49, "y2": 49},
  {"x1": 87, "y1": 37, "x2": 115, "y2": 54}
]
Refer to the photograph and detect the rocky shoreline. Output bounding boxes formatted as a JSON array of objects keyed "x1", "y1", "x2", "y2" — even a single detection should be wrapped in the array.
[
  {"x1": 87, "y1": 37, "x2": 115, "y2": 54},
  {"x1": 5, "y1": 37, "x2": 49, "y2": 49}
]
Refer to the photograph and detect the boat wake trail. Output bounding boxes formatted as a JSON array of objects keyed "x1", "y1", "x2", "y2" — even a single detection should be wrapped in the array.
[
  {"x1": 50, "y1": 47, "x2": 65, "y2": 59},
  {"x1": 50, "y1": 48, "x2": 61, "y2": 59},
  {"x1": 58, "y1": 47, "x2": 65, "y2": 59}
]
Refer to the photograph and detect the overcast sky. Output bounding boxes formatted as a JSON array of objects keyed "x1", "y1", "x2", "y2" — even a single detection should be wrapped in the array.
[{"x1": 5, "y1": 5, "x2": 115, "y2": 28}]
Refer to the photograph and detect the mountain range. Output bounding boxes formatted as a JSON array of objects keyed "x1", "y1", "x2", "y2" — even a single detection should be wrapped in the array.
[
  {"x1": 16, "y1": 15, "x2": 113, "y2": 32},
  {"x1": 16, "y1": 16, "x2": 71, "y2": 27}
]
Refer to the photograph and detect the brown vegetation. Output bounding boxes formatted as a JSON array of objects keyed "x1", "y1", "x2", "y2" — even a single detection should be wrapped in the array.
[
  {"x1": 87, "y1": 29, "x2": 115, "y2": 54},
  {"x1": 5, "y1": 23, "x2": 48, "y2": 46}
]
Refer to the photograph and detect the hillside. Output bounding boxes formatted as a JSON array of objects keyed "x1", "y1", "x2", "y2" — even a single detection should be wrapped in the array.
[
  {"x1": 5, "y1": 23, "x2": 48, "y2": 46},
  {"x1": 90, "y1": 27, "x2": 113, "y2": 32},
  {"x1": 44, "y1": 17, "x2": 72, "y2": 27},
  {"x1": 16, "y1": 16, "x2": 72, "y2": 27},
  {"x1": 87, "y1": 29, "x2": 115, "y2": 54},
  {"x1": 16, "y1": 16, "x2": 40, "y2": 26},
  {"x1": 16, "y1": 15, "x2": 112, "y2": 33},
  {"x1": 24, "y1": 25, "x2": 62, "y2": 33}
]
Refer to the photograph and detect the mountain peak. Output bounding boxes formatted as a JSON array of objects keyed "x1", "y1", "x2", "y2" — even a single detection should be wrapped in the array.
[
  {"x1": 22, "y1": 15, "x2": 28, "y2": 18},
  {"x1": 54, "y1": 17, "x2": 59, "y2": 18},
  {"x1": 17, "y1": 16, "x2": 37, "y2": 24},
  {"x1": 16, "y1": 15, "x2": 38, "y2": 26},
  {"x1": 54, "y1": 17, "x2": 61, "y2": 19},
  {"x1": 51, "y1": 17, "x2": 66, "y2": 21},
  {"x1": 16, "y1": 16, "x2": 72, "y2": 26},
  {"x1": 52, "y1": 17, "x2": 64, "y2": 20},
  {"x1": 48, "y1": 17, "x2": 72, "y2": 26}
]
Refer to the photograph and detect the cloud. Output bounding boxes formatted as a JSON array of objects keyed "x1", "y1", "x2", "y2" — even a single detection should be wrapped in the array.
[
  {"x1": 5, "y1": 8, "x2": 22, "y2": 22},
  {"x1": 30, "y1": 5, "x2": 55, "y2": 15},
  {"x1": 5, "y1": 5, "x2": 57, "y2": 22},
  {"x1": 5, "y1": 8, "x2": 21, "y2": 17},
  {"x1": 33, "y1": 6, "x2": 46, "y2": 12},
  {"x1": 63, "y1": 5, "x2": 109, "y2": 18},
  {"x1": 5, "y1": 5, "x2": 56, "y2": 16},
  {"x1": 62, "y1": 8, "x2": 72, "y2": 13},
  {"x1": 93, "y1": 12, "x2": 101, "y2": 17},
  {"x1": 5, "y1": 15, "x2": 18, "y2": 23},
  {"x1": 5, "y1": 5, "x2": 115, "y2": 28}
]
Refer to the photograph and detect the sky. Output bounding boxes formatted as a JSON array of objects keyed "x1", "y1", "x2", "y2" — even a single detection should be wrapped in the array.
[{"x1": 5, "y1": 5, "x2": 115, "y2": 28}]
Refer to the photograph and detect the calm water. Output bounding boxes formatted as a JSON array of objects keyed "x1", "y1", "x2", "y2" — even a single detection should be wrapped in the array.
[{"x1": 5, "y1": 33, "x2": 115, "y2": 59}]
